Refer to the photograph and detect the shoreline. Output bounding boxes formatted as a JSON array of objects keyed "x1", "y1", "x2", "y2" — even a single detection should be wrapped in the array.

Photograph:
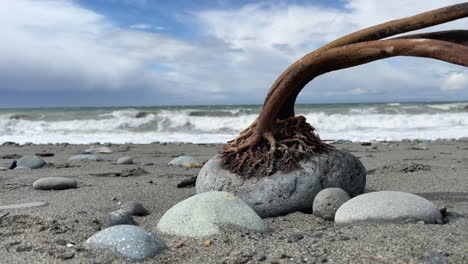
[{"x1": 0, "y1": 140, "x2": 467, "y2": 263}]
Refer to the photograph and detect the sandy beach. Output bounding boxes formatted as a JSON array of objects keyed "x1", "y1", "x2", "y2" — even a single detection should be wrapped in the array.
[{"x1": 0, "y1": 140, "x2": 467, "y2": 263}]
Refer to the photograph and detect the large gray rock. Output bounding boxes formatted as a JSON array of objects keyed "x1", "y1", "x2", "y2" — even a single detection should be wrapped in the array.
[
  {"x1": 313, "y1": 188, "x2": 350, "y2": 220},
  {"x1": 196, "y1": 151, "x2": 366, "y2": 218},
  {"x1": 68, "y1": 154, "x2": 104, "y2": 161},
  {"x1": 334, "y1": 191, "x2": 442, "y2": 226},
  {"x1": 17, "y1": 155, "x2": 46, "y2": 169},
  {"x1": 84, "y1": 225, "x2": 166, "y2": 261},
  {"x1": 168, "y1": 156, "x2": 201, "y2": 166},
  {"x1": 33, "y1": 177, "x2": 78, "y2": 190},
  {"x1": 157, "y1": 191, "x2": 271, "y2": 237}
]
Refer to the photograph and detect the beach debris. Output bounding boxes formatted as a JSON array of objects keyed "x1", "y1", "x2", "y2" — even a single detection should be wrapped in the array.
[
  {"x1": 202, "y1": 240, "x2": 212, "y2": 247},
  {"x1": 313, "y1": 188, "x2": 350, "y2": 220},
  {"x1": 17, "y1": 155, "x2": 46, "y2": 169},
  {"x1": 196, "y1": 152, "x2": 365, "y2": 218},
  {"x1": 334, "y1": 191, "x2": 442, "y2": 226},
  {"x1": 34, "y1": 152, "x2": 54, "y2": 157},
  {"x1": 116, "y1": 156, "x2": 134, "y2": 165},
  {"x1": 0, "y1": 201, "x2": 48, "y2": 210},
  {"x1": 168, "y1": 156, "x2": 202, "y2": 167},
  {"x1": 84, "y1": 225, "x2": 167, "y2": 261},
  {"x1": 401, "y1": 163, "x2": 431, "y2": 173},
  {"x1": 84, "y1": 146, "x2": 113, "y2": 154},
  {"x1": 176, "y1": 176, "x2": 197, "y2": 188},
  {"x1": 108, "y1": 210, "x2": 138, "y2": 226},
  {"x1": 90, "y1": 167, "x2": 148, "y2": 177},
  {"x1": 68, "y1": 154, "x2": 104, "y2": 162},
  {"x1": 1, "y1": 159, "x2": 16, "y2": 169},
  {"x1": 157, "y1": 191, "x2": 271, "y2": 237},
  {"x1": 1, "y1": 154, "x2": 21, "y2": 159},
  {"x1": 33, "y1": 177, "x2": 78, "y2": 190},
  {"x1": 120, "y1": 201, "x2": 150, "y2": 216}
]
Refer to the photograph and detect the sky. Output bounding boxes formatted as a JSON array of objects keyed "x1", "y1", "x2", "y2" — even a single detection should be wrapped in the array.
[{"x1": 1, "y1": 0, "x2": 467, "y2": 108}]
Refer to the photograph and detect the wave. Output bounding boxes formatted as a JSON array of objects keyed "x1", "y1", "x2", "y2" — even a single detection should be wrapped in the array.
[{"x1": 0, "y1": 104, "x2": 467, "y2": 144}]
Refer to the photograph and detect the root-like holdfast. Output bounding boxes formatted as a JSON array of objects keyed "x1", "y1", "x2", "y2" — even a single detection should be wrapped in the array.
[
  {"x1": 220, "y1": 3, "x2": 468, "y2": 177},
  {"x1": 221, "y1": 116, "x2": 331, "y2": 177}
]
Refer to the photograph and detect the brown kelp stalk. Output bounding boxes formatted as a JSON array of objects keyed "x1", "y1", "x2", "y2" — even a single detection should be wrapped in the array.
[{"x1": 221, "y1": 3, "x2": 468, "y2": 177}]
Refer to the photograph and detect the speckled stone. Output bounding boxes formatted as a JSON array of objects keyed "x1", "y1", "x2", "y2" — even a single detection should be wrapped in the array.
[
  {"x1": 84, "y1": 225, "x2": 166, "y2": 261},
  {"x1": 313, "y1": 188, "x2": 350, "y2": 220}
]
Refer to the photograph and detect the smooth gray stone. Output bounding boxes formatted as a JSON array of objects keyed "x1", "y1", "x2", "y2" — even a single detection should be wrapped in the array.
[
  {"x1": 157, "y1": 191, "x2": 271, "y2": 238},
  {"x1": 196, "y1": 151, "x2": 366, "y2": 218},
  {"x1": 0, "y1": 201, "x2": 48, "y2": 210},
  {"x1": 117, "y1": 157, "x2": 133, "y2": 165},
  {"x1": 313, "y1": 188, "x2": 350, "y2": 220},
  {"x1": 168, "y1": 156, "x2": 201, "y2": 166},
  {"x1": 84, "y1": 225, "x2": 166, "y2": 261},
  {"x1": 120, "y1": 202, "x2": 149, "y2": 216},
  {"x1": 33, "y1": 177, "x2": 78, "y2": 190},
  {"x1": 1, "y1": 159, "x2": 16, "y2": 169},
  {"x1": 68, "y1": 155, "x2": 104, "y2": 161},
  {"x1": 17, "y1": 155, "x2": 45, "y2": 169},
  {"x1": 140, "y1": 162, "x2": 154, "y2": 167},
  {"x1": 108, "y1": 210, "x2": 138, "y2": 226},
  {"x1": 335, "y1": 191, "x2": 442, "y2": 226},
  {"x1": 84, "y1": 146, "x2": 112, "y2": 154}
]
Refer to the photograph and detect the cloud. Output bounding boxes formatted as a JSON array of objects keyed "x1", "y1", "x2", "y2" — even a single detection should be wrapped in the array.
[
  {"x1": 441, "y1": 72, "x2": 468, "y2": 91},
  {"x1": 0, "y1": 0, "x2": 467, "y2": 107},
  {"x1": 130, "y1": 24, "x2": 167, "y2": 31}
]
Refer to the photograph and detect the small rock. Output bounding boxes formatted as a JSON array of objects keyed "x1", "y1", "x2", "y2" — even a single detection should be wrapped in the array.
[
  {"x1": 412, "y1": 143, "x2": 429, "y2": 150},
  {"x1": 2, "y1": 141, "x2": 18, "y2": 146},
  {"x1": 140, "y1": 162, "x2": 154, "y2": 166},
  {"x1": 84, "y1": 146, "x2": 113, "y2": 154},
  {"x1": 287, "y1": 233, "x2": 304, "y2": 243},
  {"x1": 168, "y1": 156, "x2": 201, "y2": 167},
  {"x1": 418, "y1": 251, "x2": 446, "y2": 264},
  {"x1": 33, "y1": 177, "x2": 78, "y2": 190},
  {"x1": 176, "y1": 176, "x2": 197, "y2": 188},
  {"x1": 117, "y1": 157, "x2": 133, "y2": 165},
  {"x1": 108, "y1": 210, "x2": 138, "y2": 226},
  {"x1": 35, "y1": 152, "x2": 54, "y2": 157},
  {"x1": 202, "y1": 240, "x2": 212, "y2": 247},
  {"x1": 335, "y1": 191, "x2": 442, "y2": 226},
  {"x1": 313, "y1": 188, "x2": 350, "y2": 220},
  {"x1": 84, "y1": 225, "x2": 167, "y2": 261},
  {"x1": 361, "y1": 142, "x2": 372, "y2": 146},
  {"x1": 68, "y1": 155, "x2": 104, "y2": 162},
  {"x1": 17, "y1": 155, "x2": 46, "y2": 169},
  {"x1": 0, "y1": 167, "x2": 7, "y2": 171},
  {"x1": 1, "y1": 159, "x2": 17, "y2": 169},
  {"x1": 103, "y1": 142, "x2": 112, "y2": 147},
  {"x1": 120, "y1": 202, "x2": 150, "y2": 216}
]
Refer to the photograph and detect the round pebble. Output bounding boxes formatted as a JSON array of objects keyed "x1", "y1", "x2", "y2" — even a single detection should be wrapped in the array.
[
  {"x1": 120, "y1": 202, "x2": 150, "y2": 216},
  {"x1": 313, "y1": 188, "x2": 350, "y2": 220},
  {"x1": 117, "y1": 157, "x2": 133, "y2": 165},
  {"x1": 108, "y1": 210, "x2": 138, "y2": 226}
]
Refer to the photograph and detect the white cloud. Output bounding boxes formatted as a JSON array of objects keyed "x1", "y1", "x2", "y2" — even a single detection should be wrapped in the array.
[
  {"x1": 0, "y1": 0, "x2": 467, "y2": 106},
  {"x1": 441, "y1": 72, "x2": 468, "y2": 91},
  {"x1": 130, "y1": 24, "x2": 167, "y2": 31}
]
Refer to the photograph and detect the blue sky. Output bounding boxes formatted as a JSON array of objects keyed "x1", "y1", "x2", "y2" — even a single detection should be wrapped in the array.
[{"x1": 1, "y1": 0, "x2": 467, "y2": 107}]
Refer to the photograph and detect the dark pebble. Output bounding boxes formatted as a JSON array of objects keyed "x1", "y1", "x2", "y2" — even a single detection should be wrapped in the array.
[
  {"x1": 287, "y1": 233, "x2": 304, "y2": 243},
  {"x1": 120, "y1": 201, "x2": 150, "y2": 216}
]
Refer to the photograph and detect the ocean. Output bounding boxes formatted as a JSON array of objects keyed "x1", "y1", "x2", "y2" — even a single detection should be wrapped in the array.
[{"x1": 0, "y1": 102, "x2": 467, "y2": 144}]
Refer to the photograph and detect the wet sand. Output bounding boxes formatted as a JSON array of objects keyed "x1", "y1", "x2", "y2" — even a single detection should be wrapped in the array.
[{"x1": 0, "y1": 140, "x2": 467, "y2": 263}]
